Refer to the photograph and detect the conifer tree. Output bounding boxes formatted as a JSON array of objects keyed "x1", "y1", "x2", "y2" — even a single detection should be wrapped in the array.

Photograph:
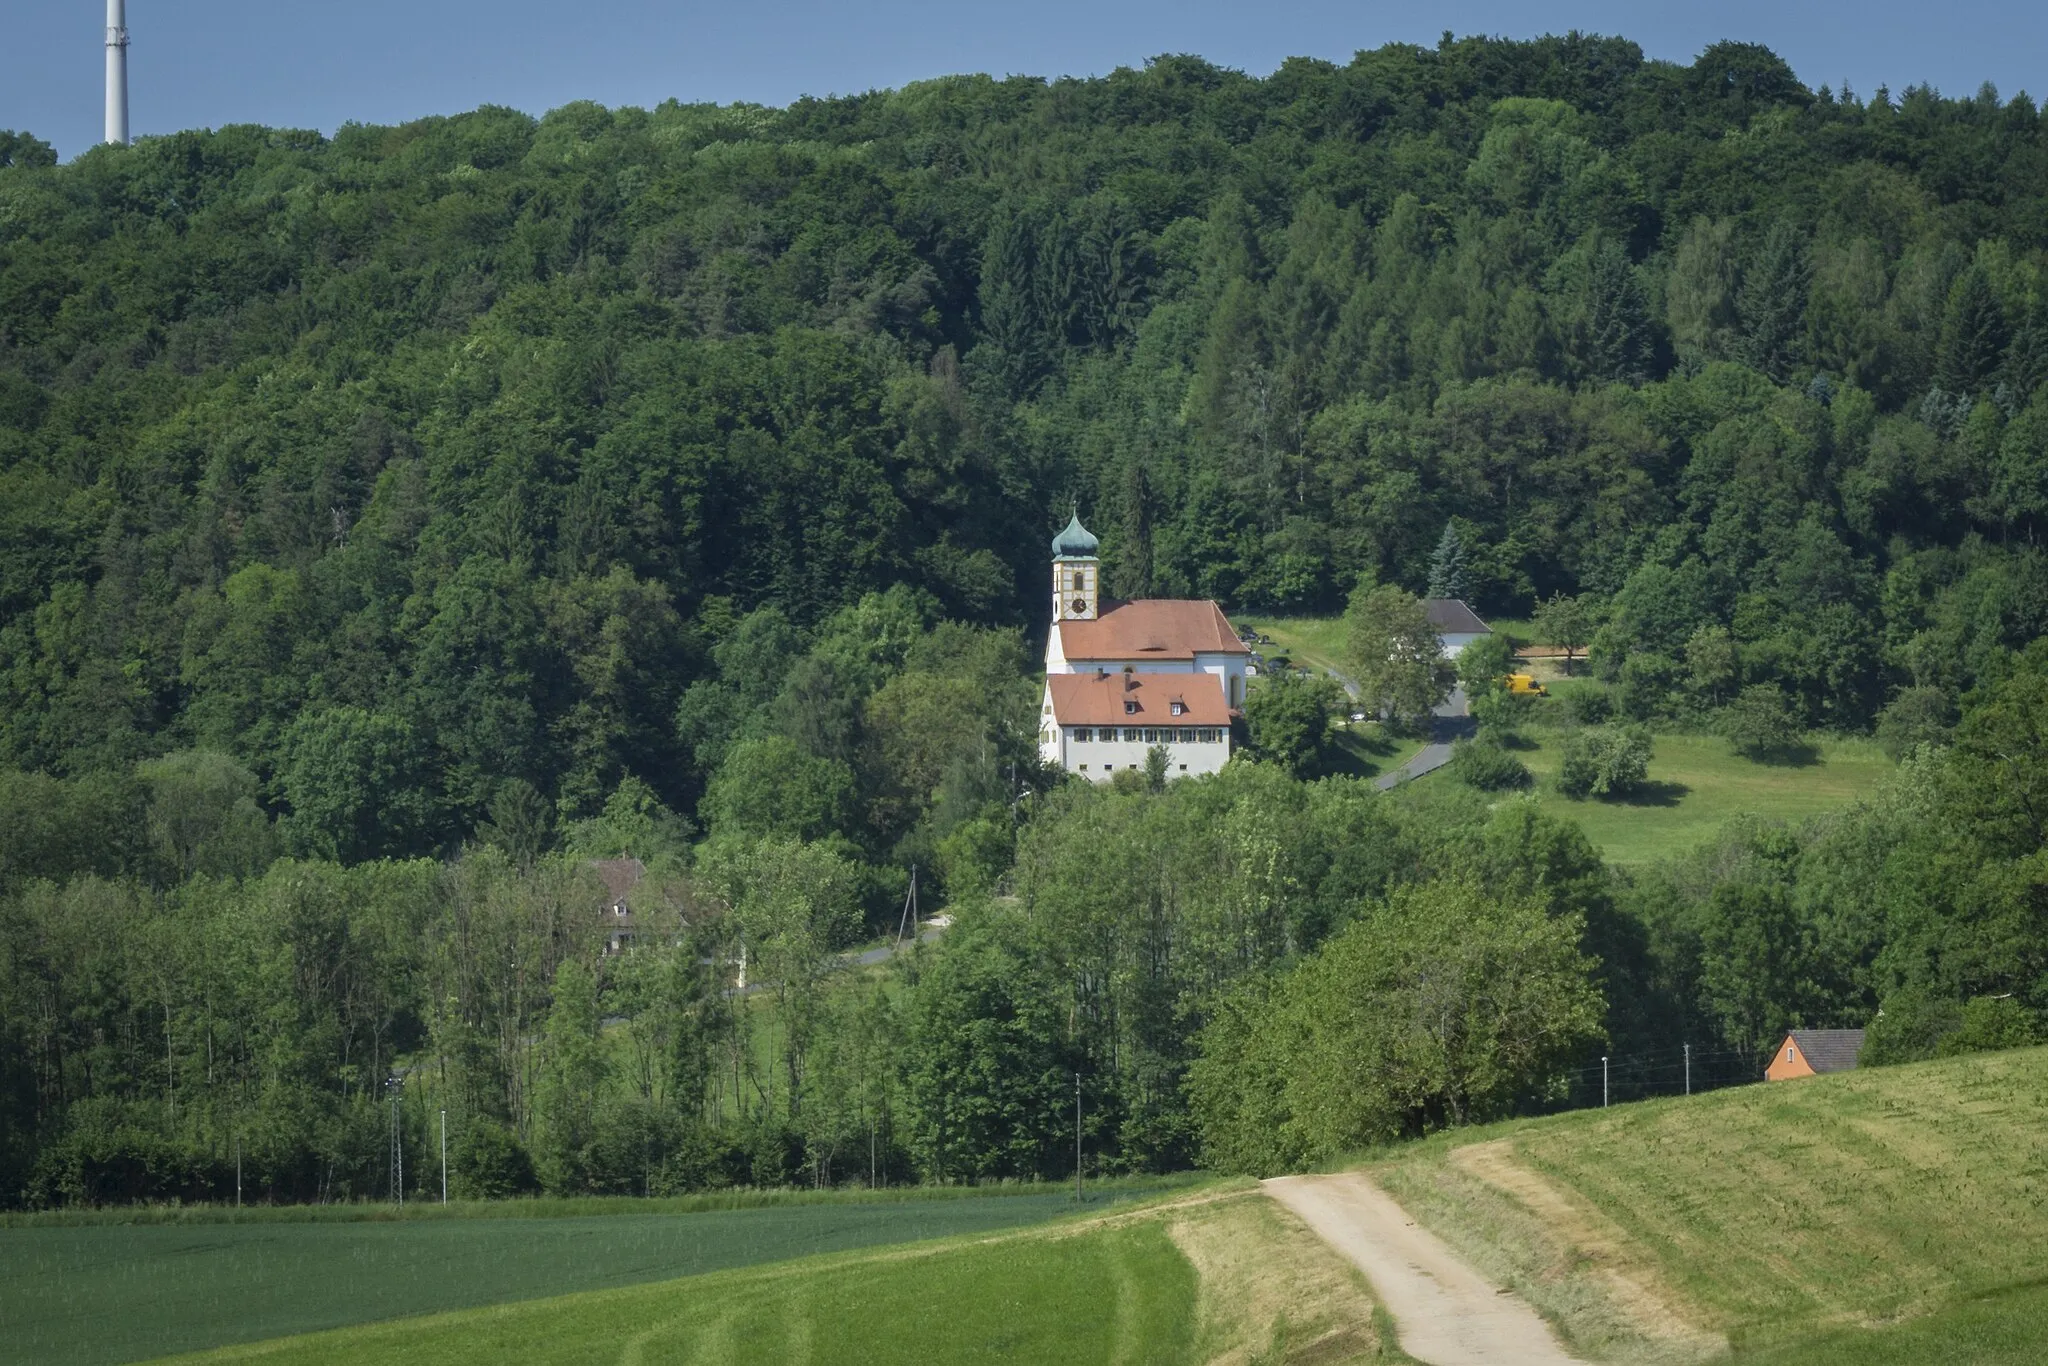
[
  {"x1": 1427, "y1": 523, "x2": 1470, "y2": 601},
  {"x1": 1736, "y1": 221, "x2": 1812, "y2": 381},
  {"x1": 1936, "y1": 266, "x2": 2011, "y2": 396},
  {"x1": 1585, "y1": 242, "x2": 1654, "y2": 385},
  {"x1": 1999, "y1": 295, "x2": 2047, "y2": 403}
]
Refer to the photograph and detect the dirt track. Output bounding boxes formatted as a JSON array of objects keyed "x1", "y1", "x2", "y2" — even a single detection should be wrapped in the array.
[{"x1": 1263, "y1": 1172, "x2": 1583, "y2": 1365}]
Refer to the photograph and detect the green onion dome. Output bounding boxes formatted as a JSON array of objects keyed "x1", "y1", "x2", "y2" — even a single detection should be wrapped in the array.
[{"x1": 1051, "y1": 512, "x2": 1099, "y2": 558}]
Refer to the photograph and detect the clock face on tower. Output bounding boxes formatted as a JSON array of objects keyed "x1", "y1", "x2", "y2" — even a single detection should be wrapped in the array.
[{"x1": 1070, "y1": 597, "x2": 1087, "y2": 615}]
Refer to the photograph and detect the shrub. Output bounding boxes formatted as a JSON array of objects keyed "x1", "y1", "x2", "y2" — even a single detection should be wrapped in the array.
[
  {"x1": 1449, "y1": 737, "x2": 1532, "y2": 791},
  {"x1": 1562, "y1": 686, "x2": 1613, "y2": 725},
  {"x1": 1468, "y1": 685, "x2": 1532, "y2": 732},
  {"x1": 1876, "y1": 685, "x2": 1957, "y2": 759},
  {"x1": 1721, "y1": 683, "x2": 1804, "y2": 760},
  {"x1": 1556, "y1": 725, "x2": 1653, "y2": 799},
  {"x1": 1863, "y1": 988, "x2": 2040, "y2": 1065},
  {"x1": 453, "y1": 1119, "x2": 538, "y2": 1200},
  {"x1": 1617, "y1": 652, "x2": 1681, "y2": 721}
]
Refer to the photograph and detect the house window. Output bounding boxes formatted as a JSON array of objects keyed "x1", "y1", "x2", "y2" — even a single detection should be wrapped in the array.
[
  {"x1": 1178, "y1": 728, "x2": 1194, "y2": 743},
  {"x1": 1124, "y1": 728, "x2": 1140, "y2": 742},
  {"x1": 1171, "y1": 701, "x2": 1185, "y2": 716},
  {"x1": 1078, "y1": 764, "x2": 1088, "y2": 771},
  {"x1": 1073, "y1": 727, "x2": 1091, "y2": 742},
  {"x1": 1179, "y1": 764, "x2": 1188, "y2": 772}
]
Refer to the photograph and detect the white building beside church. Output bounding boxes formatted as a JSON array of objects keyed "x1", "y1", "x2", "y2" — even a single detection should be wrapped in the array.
[
  {"x1": 1421, "y1": 598, "x2": 1492, "y2": 657},
  {"x1": 1037, "y1": 514, "x2": 1249, "y2": 781}
]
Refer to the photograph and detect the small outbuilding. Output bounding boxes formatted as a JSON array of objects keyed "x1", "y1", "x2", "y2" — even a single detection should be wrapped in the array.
[{"x1": 1765, "y1": 1029, "x2": 1865, "y2": 1081}]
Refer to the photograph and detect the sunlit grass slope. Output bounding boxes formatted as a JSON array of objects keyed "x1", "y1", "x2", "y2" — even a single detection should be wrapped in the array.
[
  {"x1": 1236, "y1": 616, "x2": 1893, "y2": 861},
  {"x1": 1515, "y1": 731, "x2": 1894, "y2": 864},
  {"x1": 1370, "y1": 1046, "x2": 2048, "y2": 1364},
  {"x1": 160, "y1": 1187, "x2": 1394, "y2": 1366},
  {"x1": 2, "y1": 1190, "x2": 1159, "y2": 1366}
]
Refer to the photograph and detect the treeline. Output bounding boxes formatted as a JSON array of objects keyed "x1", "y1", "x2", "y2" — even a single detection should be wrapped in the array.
[
  {"x1": 5, "y1": 646, "x2": 2044, "y2": 1204},
  {"x1": 2, "y1": 36, "x2": 2048, "y2": 848}
]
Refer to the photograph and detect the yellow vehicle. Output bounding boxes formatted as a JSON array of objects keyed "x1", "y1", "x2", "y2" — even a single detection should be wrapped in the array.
[{"x1": 1504, "y1": 673, "x2": 1547, "y2": 697}]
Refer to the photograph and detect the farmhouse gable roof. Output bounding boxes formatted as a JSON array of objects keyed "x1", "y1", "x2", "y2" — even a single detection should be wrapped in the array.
[
  {"x1": 1783, "y1": 1029, "x2": 1865, "y2": 1074},
  {"x1": 1422, "y1": 598, "x2": 1491, "y2": 635}
]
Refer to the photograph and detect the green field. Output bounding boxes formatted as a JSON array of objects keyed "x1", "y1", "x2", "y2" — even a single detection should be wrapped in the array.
[
  {"x1": 148, "y1": 1186, "x2": 1392, "y2": 1366},
  {"x1": 1513, "y1": 730, "x2": 1896, "y2": 864},
  {"x1": 1370, "y1": 1045, "x2": 2048, "y2": 1364},
  {"x1": 0, "y1": 1189, "x2": 1175, "y2": 1366}
]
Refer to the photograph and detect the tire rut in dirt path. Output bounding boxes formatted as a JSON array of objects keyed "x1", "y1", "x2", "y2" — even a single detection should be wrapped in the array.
[{"x1": 1263, "y1": 1172, "x2": 1584, "y2": 1366}]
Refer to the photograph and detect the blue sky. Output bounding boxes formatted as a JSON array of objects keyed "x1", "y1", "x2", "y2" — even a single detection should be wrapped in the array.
[{"x1": 4, "y1": 0, "x2": 2042, "y2": 160}]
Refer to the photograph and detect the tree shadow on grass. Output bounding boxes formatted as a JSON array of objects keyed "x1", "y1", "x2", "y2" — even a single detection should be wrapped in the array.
[
  {"x1": 1743, "y1": 742, "x2": 1822, "y2": 768},
  {"x1": 1599, "y1": 779, "x2": 1690, "y2": 808}
]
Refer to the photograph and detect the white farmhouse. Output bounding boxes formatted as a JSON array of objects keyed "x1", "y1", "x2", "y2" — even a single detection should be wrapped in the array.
[
  {"x1": 1038, "y1": 514, "x2": 1249, "y2": 781},
  {"x1": 1422, "y1": 598, "x2": 1491, "y2": 658}
]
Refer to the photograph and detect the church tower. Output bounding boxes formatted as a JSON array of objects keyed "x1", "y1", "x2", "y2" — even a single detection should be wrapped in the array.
[{"x1": 1051, "y1": 512, "x2": 1101, "y2": 622}]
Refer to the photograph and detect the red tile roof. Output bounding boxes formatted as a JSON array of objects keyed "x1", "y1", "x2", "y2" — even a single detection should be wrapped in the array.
[
  {"x1": 1057, "y1": 600, "x2": 1250, "y2": 661},
  {"x1": 1047, "y1": 671, "x2": 1233, "y2": 727}
]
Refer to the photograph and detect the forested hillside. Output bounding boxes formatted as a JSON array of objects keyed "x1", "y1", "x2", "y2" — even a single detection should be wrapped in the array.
[{"x1": 3, "y1": 34, "x2": 2047, "y2": 1207}]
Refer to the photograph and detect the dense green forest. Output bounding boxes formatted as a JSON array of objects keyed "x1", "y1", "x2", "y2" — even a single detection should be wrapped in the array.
[{"x1": 3, "y1": 33, "x2": 2047, "y2": 1205}]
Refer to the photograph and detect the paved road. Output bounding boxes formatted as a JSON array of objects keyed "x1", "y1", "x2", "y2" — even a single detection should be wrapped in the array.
[
  {"x1": 1263, "y1": 644, "x2": 1469, "y2": 792},
  {"x1": 1374, "y1": 687, "x2": 1474, "y2": 791},
  {"x1": 848, "y1": 923, "x2": 946, "y2": 967},
  {"x1": 1264, "y1": 1172, "x2": 1582, "y2": 1366}
]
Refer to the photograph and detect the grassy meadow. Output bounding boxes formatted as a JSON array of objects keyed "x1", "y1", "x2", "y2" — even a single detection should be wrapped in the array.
[
  {"x1": 0, "y1": 1186, "x2": 1186, "y2": 1366},
  {"x1": 145, "y1": 1185, "x2": 1393, "y2": 1366},
  {"x1": 1369, "y1": 1045, "x2": 2048, "y2": 1364},
  {"x1": 1513, "y1": 730, "x2": 1896, "y2": 864},
  {"x1": 1238, "y1": 613, "x2": 1895, "y2": 862}
]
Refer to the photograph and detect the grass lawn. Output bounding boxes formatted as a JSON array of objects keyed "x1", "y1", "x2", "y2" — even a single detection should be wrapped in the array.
[
  {"x1": 1233, "y1": 615, "x2": 1351, "y2": 678},
  {"x1": 153, "y1": 1186, "x2": 1394, "y2": 1365},
  {"x1": 1368, "y1": 1045, "x2": 2048, "y2": 1365},
  {"x1": 1329, "y1": 723, "x2": 1429, "y2": 781},
  {"x1": 0, "y1": 1188, "x2": 1181, "y2": 1366},
  {"x1": 1509, "y1": 730, "x2": 1894, "y2": 864}
]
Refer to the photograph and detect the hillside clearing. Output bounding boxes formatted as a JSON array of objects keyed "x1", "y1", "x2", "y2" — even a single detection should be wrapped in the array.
[
  {"x1": 1239, "y1": 617, "x2": 1895, "y2": 862},
  {"x1": 1513, "y1": 731, "x2": 1895, "y2": 863},
  {"x1": 1367, "y1": 1046, "x2": 2048, "y2": 1363},
  {"x1": 155, "y1": 1187, "x2": 1394, "y2": 1366}
]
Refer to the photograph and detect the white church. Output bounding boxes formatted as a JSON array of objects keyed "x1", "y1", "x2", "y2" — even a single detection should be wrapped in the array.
[{"x1": 1038, "y1": 515, "x2": 1249, "y2": 781}]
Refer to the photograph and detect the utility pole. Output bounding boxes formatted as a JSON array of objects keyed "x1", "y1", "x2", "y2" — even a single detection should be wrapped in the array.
[
  {"x1": 1684, "y1": 1043, "x2": 1691, "y2": 1097},
  {"x1": 386, "y1": 1073, "x2": 405, "y2": 1207},
  {"x1": 894, "y1": 866, "x2": 919, "y2": 950},
  {"x1": 1074, "y1": 1073, "x2": 1083, "y2": 1204},
  {"x1": 1602, "y1": 1055, "x2": 1609, "y2": 1109},
  {"x1": 235, "y1": 1137, "x2": 241, "y2": 1208},
  {"x1": 440, "y1": 1110, "x2": 448, "y2": 1204}
]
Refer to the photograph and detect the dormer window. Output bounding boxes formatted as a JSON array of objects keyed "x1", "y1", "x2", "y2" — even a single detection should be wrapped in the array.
[
  {"x1": 1124, "y1": 700, "x2": 1138, "y2": 715},
  {"x1": 1171, "y1": 701, "x2": 1185, "y2": 716}
]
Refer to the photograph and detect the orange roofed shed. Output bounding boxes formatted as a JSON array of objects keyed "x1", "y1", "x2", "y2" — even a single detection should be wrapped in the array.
[{"x1": 1765, "y1": 1029, "x2": 1865, "y2": 1081}]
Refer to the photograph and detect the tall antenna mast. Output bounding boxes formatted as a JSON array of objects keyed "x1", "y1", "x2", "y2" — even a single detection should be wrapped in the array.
[{"x1": 105, "y1": 0, "x2": 130, "y2": 146}]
